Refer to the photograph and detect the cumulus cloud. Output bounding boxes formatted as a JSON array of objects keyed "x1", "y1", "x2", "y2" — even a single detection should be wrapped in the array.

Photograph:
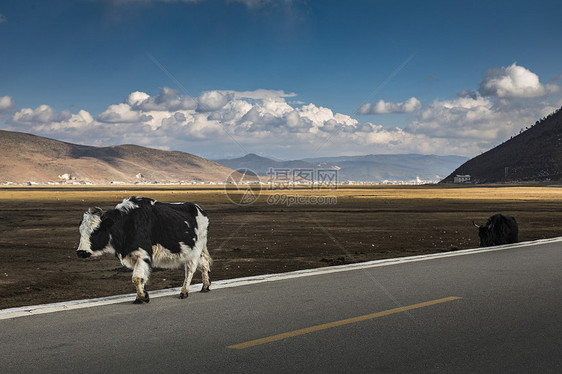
[
  {"x1": 13, "y1": 105, "x2": 73, "y2": 125},
  {"x1": 479, "y1": 63, "x2": 559, "y2": 98},
  {"x1": 97, "y1": 103, "x2": 153, "y2": 123},
  {"x1": 220, "y1": 89, "x2": 297, "y2": 100},
  {"x1": 407, "y1": 95, "x2": 501, "y2": 139},
  {"x1": 11, "y1": 106, "x2": 95, "y2": 140},
  {"x1": 346, "y1": 123, "x2": 471, "y2": 155},
  {"x1": 5, "y1": 88, "x2": 368, "y2": 156},
  {"x1": 345, "y1": 62, "x2": 561, "y2": 156},
  {"x1": 400, "y1": 64, "x2": 562, "y2": 148},
  {"x1": 127, "y1": 87, "x2": 196, "y2": 111},
  {"x1": 126, "y1": 91, "x2": 150, "y2": 107},
  {"x1": 0, "y1": 96, "x2": 15, "y2": 113},
  {"x1": 404, "y1": 92, "x2": 560, "y2": 157},
  {"x1": 161, "y1": 112, "x2": 187, "y2": 127},
  {"x1": 197, "y1": 90, "x2": 234, "y2": 112},
  {"x1": 4, "y1": 67, "x2": 562, "y2": 159},
  {"x1": 357, "y1": 97, "x2": 422, "y2": 114}
]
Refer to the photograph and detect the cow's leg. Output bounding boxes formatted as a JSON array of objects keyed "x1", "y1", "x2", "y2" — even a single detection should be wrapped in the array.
[
  {"x1": 198, "y1": 245, "x2": 212, "y2": 292},
  {"x1": 180, "y1": 258, "x2": 197, "y2": 299},
  {"x1": 132, "y1": 257, "x2": 151, "y2": 304}
]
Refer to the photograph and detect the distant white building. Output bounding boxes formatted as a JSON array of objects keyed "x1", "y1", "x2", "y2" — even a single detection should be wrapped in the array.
[{"x1": 454, "y1": 175, "x2": 471, "y2": 183}]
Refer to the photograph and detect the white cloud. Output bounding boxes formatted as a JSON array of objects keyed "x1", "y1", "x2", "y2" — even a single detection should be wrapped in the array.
[
  {"x1": 127, "y1": 87, "x2": 196, "y2": 111},
  {"x1": 220, "y1": 89, "x2": 297, "y2": 100},
  {"x1": 97, "y1": 103, "x2": 153, "y2": 123},
  {"x1": 4, "y1": 71, "x2": 562, "y2": 160},
  {"x1": 346, "y1": 62, "x2": 562, "y2": 156},
  {"x1": 479, "y1": 63, "x2": 559, "y2": 98},
  {"x1": 404, "y1": 93, "x2": 560, "y2": 157},
  {"x1": 298, "y1": 103, "x2": 336, "y2": 125},
  {"x1": 126, "y1": 91, "x2": 151, "y2": 107},
  {"x1": 197, "y1": 90, "x2": 234, "y2": 112},
  {"x1": 41, "y1": 110, "x2": 95, "y2": 131},
  {"x1": 346, "y1": 123, "x2": 475, "y2": 155},
  {"x1": 12, "y1": 105, "x2": 72, "y2": 125},
  {"x1": 257, "y1": 90, "x2": 297, "y2": 99},
  {"x1": 11, "y1": 106, "x2": 95, "y2": 141},
  {"x1": 0, "y1": 14, "x2": 6, "y2": 24},
  {"x1": 357, "y1": 97, "x2": 422, "y2": 114},
  {"x1": 407, "y1": 95, "x2": 501, "y2": 140},
  {"x1": 0, "y1": 96, "x2": 15, "y2": 113}
]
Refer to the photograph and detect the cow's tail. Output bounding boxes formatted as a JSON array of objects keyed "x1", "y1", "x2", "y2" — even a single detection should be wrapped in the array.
[{"x1": 202, "y1": 243, "x2": 213, "y2": 267}]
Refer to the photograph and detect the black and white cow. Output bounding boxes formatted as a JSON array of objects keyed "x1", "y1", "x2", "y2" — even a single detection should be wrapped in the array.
[
  {"x1": 473, "y1": 214, "x2": 519, "y2": 247},
  {"x1": 77, "y1": 197, "x2": 212, "y2": 303}
]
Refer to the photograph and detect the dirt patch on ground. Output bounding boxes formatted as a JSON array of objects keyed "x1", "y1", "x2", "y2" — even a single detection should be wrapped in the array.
[{"x1": 1, "y1": 185, "x2": 562, "y2": 309}]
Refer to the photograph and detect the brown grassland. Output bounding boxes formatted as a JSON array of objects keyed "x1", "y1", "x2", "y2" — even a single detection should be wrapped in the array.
[{"x1": 1, "y1": 184, "x2": 562, "y2": 309}]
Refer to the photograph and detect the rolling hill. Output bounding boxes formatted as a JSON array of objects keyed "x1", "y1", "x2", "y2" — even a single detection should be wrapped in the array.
[
  {"x1": 0, "y1": 130, "x2": 236, "y2": 184},
  {"x1": 442, "y1": 107, "x2": 562, "y2": 183}
]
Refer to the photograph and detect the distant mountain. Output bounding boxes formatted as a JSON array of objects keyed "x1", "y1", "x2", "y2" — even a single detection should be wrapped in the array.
[
  {"x1": 215, "y1": 153, "x2": 468, "y2": 183},
  {"x1": 442, "y1": 107, "x2": 562, "y2": 183},
  {"x1": 305, "y1": 154, "x2": 469, "y2": 182},
  {"x1": 215, "y1": 153, "x2": 316, "y2": 175},
  {"x1": 0, "y1": 130, "x2": 236, "y2": 184}
]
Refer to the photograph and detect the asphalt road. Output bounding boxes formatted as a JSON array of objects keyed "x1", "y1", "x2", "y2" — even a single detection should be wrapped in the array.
[{"x1": 1, "y1": 241, "x2": 561, "y2": 373}]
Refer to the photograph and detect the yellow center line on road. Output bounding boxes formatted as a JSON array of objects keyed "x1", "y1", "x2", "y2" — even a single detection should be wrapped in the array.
[{"x1": 227, "y1": 296, "x2": 462, "y2": 350}]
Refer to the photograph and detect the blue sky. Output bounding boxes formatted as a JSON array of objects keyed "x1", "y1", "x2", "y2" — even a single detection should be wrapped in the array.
[{"x1": 1, "y1": 0, "x2": 561, "y2": 160}]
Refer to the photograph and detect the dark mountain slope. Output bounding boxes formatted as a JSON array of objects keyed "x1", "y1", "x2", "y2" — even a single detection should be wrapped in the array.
[{"x1": 442, "y1": 107, "x2": 562, "y2": 183}]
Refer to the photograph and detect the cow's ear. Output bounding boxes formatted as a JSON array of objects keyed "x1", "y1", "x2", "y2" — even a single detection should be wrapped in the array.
[
  {"x1": 100, "y1": 209, "x2": 119, "y2": 229},
  {"x1": 88, "y1": 207, "x2": 103, "y2": 216}
]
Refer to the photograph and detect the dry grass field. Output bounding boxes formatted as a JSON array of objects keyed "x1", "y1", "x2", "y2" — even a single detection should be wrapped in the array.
[{"x1": 1, "y1": 184, "x2": 562, "y2": 309}]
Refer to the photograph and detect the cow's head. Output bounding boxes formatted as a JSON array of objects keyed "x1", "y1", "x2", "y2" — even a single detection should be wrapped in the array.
[
  {"x1": 473, "y1": 220, "x2": 493, "y2": 247},
  {"x1": 77, "y1": 207, "x2": 114, "y2": 258}
]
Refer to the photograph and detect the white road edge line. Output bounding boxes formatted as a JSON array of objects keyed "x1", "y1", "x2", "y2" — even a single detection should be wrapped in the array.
[{"x1": 1, "y1": 237, "x2": 561, "y2": 320}]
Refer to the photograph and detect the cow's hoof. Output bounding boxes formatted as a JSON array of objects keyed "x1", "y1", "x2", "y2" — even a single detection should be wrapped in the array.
[
  {"x1": 180, "y1": 292, "x2": 188, "y2": 299},
  {"x1": 201, "y1": 285, "x2": 211, "y2": 292},
  {"x1": 134, "y1": 293, "x2": 150, "y2": 304}
]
